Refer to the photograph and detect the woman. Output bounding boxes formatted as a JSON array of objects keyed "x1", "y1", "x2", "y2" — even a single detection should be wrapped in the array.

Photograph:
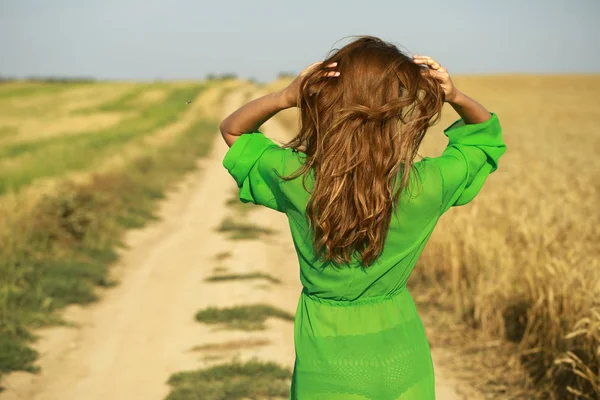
[{"x1": 220, "y1": 36, "x2": 506, "y2": 399}]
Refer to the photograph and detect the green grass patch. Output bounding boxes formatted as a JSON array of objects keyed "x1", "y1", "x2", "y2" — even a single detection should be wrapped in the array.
[
  {"x1": 195, "y1": 304, "x2": 294, "y2": 331},
  {"x1": 212, "y1": 266, "x2": 229, "y2": 274},
  {"x1": 0, "y1": 82, "x2": 92, "y2": 99},
  {"x1": 166, "y1": 359, "x2": 291, "y2": 400},
  {"x1": 205, "y1": 272, "x2": 281, "y2": 284},
  {"x1": 191, "y1": 338, "x2": 270, "y2": 352},
  {"x1": 0, "y1": 111, "x2": 219, "y2": 377},
  {"x1": 85, "y1": 86, "x2": 151, "y2": 113},
  {"x1": 225, "y1": 194, "x2": 255, "y2": 215},
  {"x1": 74, "y1": 84, "x2": 171, "y2": 114},
  {"x1": 215, "y1": 217, "x2": 275, "y2": 241},
  {"x1": 213, "y1": 251, "x2": 231, "y2": 261},
  {"x1": 0, "y1": 328, "x2": 38, "y2": 375},
  {"x1": 0, "y1": 126, "x2": 18, "y2": 140},
  {"x1": 0, "y1": 84, "x2": 205, "y2": 195}
]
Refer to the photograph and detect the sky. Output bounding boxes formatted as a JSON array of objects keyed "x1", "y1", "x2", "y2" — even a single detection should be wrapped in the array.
[{"x1": 1, "y1": 0, "x2": 599, "y2": 82}]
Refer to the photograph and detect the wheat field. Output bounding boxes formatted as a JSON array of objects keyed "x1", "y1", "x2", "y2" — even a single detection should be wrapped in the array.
[
  {"x1": 418, "y1": 76, "x2": 599, "y2": 399},
  {"x1": 268, "y1": 75, "x2": 600, "y2": 398}
]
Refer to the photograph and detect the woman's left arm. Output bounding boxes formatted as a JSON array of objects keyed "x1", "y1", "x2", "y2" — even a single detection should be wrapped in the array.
[{"x1": 219, "y1": 89, "x2": 293, "y2": 148}]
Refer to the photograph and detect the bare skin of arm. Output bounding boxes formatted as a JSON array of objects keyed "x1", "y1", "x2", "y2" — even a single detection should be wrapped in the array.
[
  {"x1": 219, "y1": 90, "x2": 291, "y2": 148},
  {"x1": 447, "y1": 91, "x2": 492, "y2": 124},
  {"x1": 413, "y1": 55, "x2": 492, "y2": 124},
  {"x1": 219, "y1": 62, "x2": 339, "y2": 148}
]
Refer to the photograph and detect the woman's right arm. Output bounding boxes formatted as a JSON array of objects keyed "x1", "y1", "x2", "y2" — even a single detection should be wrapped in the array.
[
  {"x1": 413, "y1": 55, "x2": 506, "y2": 214},
  {"x1": 446, "y1": 90, "x2": 491, "y2": 125},
  {"x1": 412, "y1": 55, "x2": 491, "y2": 124}
]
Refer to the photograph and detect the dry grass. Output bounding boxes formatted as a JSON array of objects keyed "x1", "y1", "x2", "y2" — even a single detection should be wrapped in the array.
[
  {"x1": 0, "y1": 112, "x2": 129, "y2": 145},
  {"x1": 0, "y1": 79, "x2": 235, "y2": 377},
  {"x1": 0, "y1": 82, "x2": 136, "y2": 112},
  {"x1": 272, "y1": 75, "x2": 600, "y2": 399},
  {"x1": 0, "y1": 83, "x2": 138, "y2": 145},
  {"x1": 129, "y1": 87, "x2": 169, "y2": 106},
  {"x1": 415, "y1": 75, "x2": 600, "y2": 399}
]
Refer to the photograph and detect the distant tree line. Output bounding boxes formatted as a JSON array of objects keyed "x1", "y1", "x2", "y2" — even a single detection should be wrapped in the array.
[
  {"x1": 278, "y1": 71, "x2": 296, "y2": 79},
  {"x1": 0, "y1": 76, "x2": 96, "y2": 83},
  {"x1": 205, "y1": 73, "x2": 238, "y2": 81},
  {"x1": 0, "y1": 71, "x2": 298, "y2": 84},
  {"x1": 204, "y1": 73, "x2": 261, "y2": 85},
  {"x1": 204, "y1": 71, "x2": 298, "y2": 83}
]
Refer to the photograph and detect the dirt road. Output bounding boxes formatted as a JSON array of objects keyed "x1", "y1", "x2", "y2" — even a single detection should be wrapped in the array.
[{"x1": 0, "y1": 88, "x2": 479, "y2": 400}]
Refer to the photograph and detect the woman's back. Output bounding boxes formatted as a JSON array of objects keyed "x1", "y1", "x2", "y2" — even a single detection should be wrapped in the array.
[{"x1": 223, "y1": 113, "x2": 504, "y2": 300}]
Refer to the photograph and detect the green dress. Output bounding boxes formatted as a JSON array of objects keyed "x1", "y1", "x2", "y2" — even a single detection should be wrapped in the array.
[{"x1": 222, "y1": 113, "x2": 506, "y2": 399}]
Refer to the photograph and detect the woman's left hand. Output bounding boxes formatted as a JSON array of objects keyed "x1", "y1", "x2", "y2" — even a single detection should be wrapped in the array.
[{"x1": 282, "y1": 61, "x2": 340, "y2": 108}]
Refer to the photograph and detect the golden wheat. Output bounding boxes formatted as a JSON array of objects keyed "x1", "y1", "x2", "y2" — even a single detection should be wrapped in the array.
[{"x1": 270, "y1": 75, "x2": 600, "y2": 398}]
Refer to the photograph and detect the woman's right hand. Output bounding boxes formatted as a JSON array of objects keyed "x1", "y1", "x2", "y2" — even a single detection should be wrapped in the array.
[{"x1": 412, "y1": 55, "x2": 459, "y2": 103}]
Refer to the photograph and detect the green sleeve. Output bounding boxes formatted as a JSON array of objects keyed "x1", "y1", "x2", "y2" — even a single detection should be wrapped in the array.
[
  {"x1": 433, "y1": 113, "x2": 507, "y2": 214},
  {"x1": 222, "y1": 131, "x2": 287, "y2": 213}
]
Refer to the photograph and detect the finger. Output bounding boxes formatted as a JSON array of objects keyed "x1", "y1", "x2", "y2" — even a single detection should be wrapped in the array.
[
  {"x1": 324, "y1": 62, "x2": 338, "y2": 69},
  {"x1": 419, "y1": 68, "x2": 446, "y2": 82},
  {"x1": 425, "y1": 68, "x2": 445, "y2": 76},
  {"x1": 413, "y1": 59, "x2": 435, "y2": 68},
  {"x1": 323, "y1": 71, "x2": 341, "y2": 77},
  {"x1": 412, "y1": 55, "x2": 441, "y2": 70},
  {"x1": 424, "y1": 58, "x2": 441, "y2": 70},
  {"x1": 413, "y1": 55, "x2": 438, "y2": 64},
  {"x1": 422, "y1": 69, "x2": 445, "y2": 81}
]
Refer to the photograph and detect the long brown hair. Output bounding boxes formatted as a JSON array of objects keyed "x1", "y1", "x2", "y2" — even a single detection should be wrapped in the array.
[{"x1": 278, "y1": 36, "x2": 444, "y2": 268}]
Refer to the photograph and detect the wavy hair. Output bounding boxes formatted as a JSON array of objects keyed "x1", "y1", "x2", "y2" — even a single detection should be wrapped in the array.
[{"x1": 278, "y1": 36, "x2": 444, "y2": 267}]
